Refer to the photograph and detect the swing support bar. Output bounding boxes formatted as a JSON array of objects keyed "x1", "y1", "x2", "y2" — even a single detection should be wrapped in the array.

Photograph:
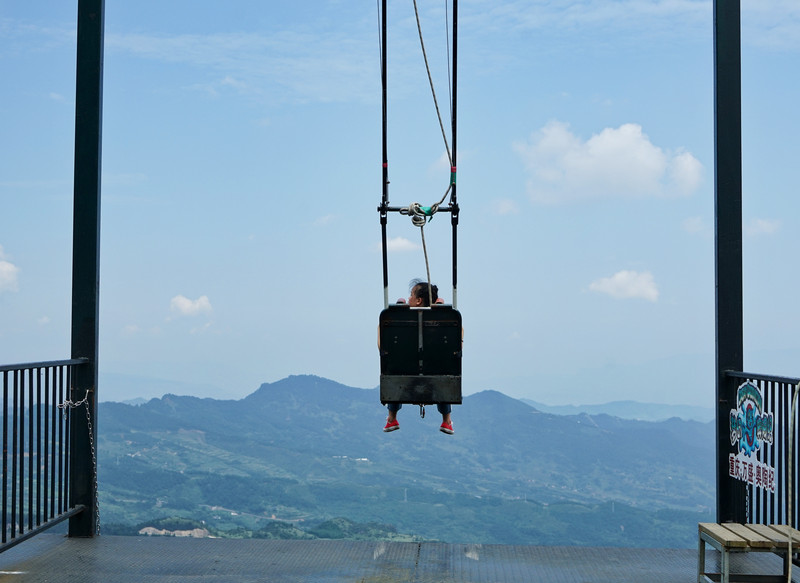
[{"x1": 378, "y1": 0, "x2": 458, "y2": 310}]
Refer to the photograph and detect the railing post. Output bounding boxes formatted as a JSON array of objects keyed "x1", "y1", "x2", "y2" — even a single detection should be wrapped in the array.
[
  {"x1": 69, "y1": 0, "x2": 104, "y2": 538},
  {"x1": 714, "y1": 0, "x2": 745, "y2": 523}
]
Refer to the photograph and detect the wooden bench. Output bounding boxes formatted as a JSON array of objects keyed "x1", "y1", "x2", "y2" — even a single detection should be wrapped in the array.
[{"x1": 698, "y1": 522, "x2": 800, "y2": 583}]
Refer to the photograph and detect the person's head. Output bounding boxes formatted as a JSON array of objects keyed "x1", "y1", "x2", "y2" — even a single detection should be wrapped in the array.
[{"x1": 408, "y1": 278, "x2": 438, "y2": 307}]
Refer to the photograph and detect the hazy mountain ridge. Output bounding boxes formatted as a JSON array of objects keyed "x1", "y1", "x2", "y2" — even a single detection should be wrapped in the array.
[
  {"x1": 520, "y1": 398, "x2": 714, "y2": 422},
  {"x1": 98, "y1": 375, "x2": 714, "y2": 547}
]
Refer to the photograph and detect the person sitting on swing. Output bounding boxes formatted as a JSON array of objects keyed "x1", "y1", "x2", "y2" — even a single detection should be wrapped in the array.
[{"x1": 383, "y1": 279, "x2": 454, "y2": 435}]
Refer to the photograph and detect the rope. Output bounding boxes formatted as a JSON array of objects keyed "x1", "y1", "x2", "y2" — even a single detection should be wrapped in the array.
[
  {"x1": 385, "y1": 0, "x2": 456, "y2": 300},
  {"x1": 445, "y1": 0, "x2": 453, "y2": 124},
  {"x1": 413, "y1": 0, "x2": 452, "y2": 166},
  {"x1": 399, "y1": 196, "x2": 447, "y2": 301},
  {"x1": 376, "y1": 0, "x2": 384, "y2": 84},
  {"x1": 420, "y1": 225, "x2": 433, "y2": 305}
]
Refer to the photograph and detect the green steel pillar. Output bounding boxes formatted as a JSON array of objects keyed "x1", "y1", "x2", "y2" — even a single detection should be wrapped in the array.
[
  {"x1": 714, "y1": 0, "x2": 745, "y2": 523},
  {"x1": 69, "y1": 0, "x2": 104, "y2": 538}
]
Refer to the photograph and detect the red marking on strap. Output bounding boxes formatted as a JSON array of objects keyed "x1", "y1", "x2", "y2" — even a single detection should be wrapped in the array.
[{"x1": 451, "y1": 166, "x2": 457, "y2": 172}]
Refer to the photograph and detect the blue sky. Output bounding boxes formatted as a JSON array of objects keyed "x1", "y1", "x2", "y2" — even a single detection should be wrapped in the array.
[{"x1": 1, "y1": 1, "x2": 799, "y2": 407}]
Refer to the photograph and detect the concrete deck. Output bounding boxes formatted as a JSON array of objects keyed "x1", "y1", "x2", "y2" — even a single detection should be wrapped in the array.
[{"x1": 0, "y1": 533, "x2": 795, "y2": 582}]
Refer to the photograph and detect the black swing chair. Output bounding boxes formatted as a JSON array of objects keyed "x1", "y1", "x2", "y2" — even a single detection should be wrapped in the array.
[
  {"x1": 377, "y1": 0, "x2": 462, "y2": 407},
  {"x1": 379, "y1": 302, "x2": 462, "y2": 404}
]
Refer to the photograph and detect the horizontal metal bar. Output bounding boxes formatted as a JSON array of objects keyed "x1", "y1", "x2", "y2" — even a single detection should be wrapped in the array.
[
  {"x1": 725, "y1": 370, "x2": 800, "y2": 385},
  {"x1": 0, "y1": 505, "x2": 85, "y2": 554},
  {"x1": 0, "y1": 359, "x2": 89, "y2": 373},
  {"x1": 378, "y1": 205, "x2": 457, "y2": 214}
]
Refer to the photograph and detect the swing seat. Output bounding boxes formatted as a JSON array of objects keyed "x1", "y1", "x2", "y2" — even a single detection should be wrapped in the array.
[{"x1": 379, "y1": 304, "x2": 462, "y2": 405}]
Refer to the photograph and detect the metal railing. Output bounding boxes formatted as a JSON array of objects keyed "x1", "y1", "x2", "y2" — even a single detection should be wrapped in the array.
[
  {"x1": 724, "y1": 371, "x2": 800, "y2": 526},
  {"x1": 0, "y1": 359, "x2": 88, "y2": 552}
]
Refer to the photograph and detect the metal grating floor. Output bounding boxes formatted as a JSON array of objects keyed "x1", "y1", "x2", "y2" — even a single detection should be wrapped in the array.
[{"x1": 0, "y1": 534, "x2": 796, "y2": 582}]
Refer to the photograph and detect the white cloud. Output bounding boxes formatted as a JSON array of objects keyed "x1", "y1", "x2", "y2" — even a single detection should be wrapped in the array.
[
  {"x1": 107, "y1": 29, "x2": 377, "y2": 104},
  {"x1": 314, "y1": 214, "x2": 336, "y2": 226},
  {"x1": 386, "y1": 237, "x2": 421, "y2": 252},
  {"x1": 682, "y1": 216, "x2": 706, "y2": 234},
  {"x1": 589, "y1": 270, "x2": 659, "y2": 302},
  {"x1": 667, "y1": 150, "x2": 703, "y2": 193},
  {"x1": 0, "y1": 262, "x2": 19, "y2": 292},
  {"x1": 494, "y1": 198, "x2": 520, "y2": 215},
  {"x1": 433, "y1": 150, "x2": 454, "y2": 173},
  {"x1": 482, "y1": 0, "x2": 709, "y2": 33},
  {"x1": 190, "y1": 322, "x2": 213, "y2": 335},
  {"x1": 170, "y1": 295, "x2": 212, "y2": 317},
  {"x1": 745, "y1": 218, "x2": 780, "y2": 237},
  {"x1": 468, "y1": 0, "x2": 800, "y2": 53},
  {"x1": 743, "y1": 1, "x2": 800, "y2": 51},
  {"x1": 0, "y1": 246, "x2": 19, "y2": 293},
  {"x1": 514, "y1": 121, "x2": 702, "y2": 204},
  {"x1": 37, "y1": 316, "x2": 50, "y2": 326}
]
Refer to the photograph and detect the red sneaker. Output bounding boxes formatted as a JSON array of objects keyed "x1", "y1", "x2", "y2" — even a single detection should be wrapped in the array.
[
  {"x1": 439, "y1": 421, "x2": 454, "y2": 435},
  {"x1": 383, "y1": 418, "x2": 400, "y2": 432}
]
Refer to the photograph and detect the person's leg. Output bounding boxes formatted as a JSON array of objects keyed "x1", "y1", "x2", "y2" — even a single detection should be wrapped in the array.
[
  {"x1": 387, "y1": 403, "x2": 402, "y2": 421},
  {"x1": 384, "y1": 403, "x2": 402, "y2": 432},
  {"x1": 437, "y1": 404, "x2": 454, "y2": 434}
]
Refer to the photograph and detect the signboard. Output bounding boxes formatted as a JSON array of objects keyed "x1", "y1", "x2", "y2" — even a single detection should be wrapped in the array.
[{"x1": 729, "y1": 381, "x2": 775, "y2": 492}]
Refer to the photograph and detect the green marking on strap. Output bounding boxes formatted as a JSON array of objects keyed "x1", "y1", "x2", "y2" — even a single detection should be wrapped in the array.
[
  {"x1": 421, "y1": 205, "x2": 433, "y2": 216},
  {"x1": 450, "y1": 171, "x2": 457, "y2": 185}
]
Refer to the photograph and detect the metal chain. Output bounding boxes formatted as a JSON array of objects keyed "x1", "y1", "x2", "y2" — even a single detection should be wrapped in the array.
[
  {"x1": 58, "y1": 393, "x2": 100, "y2": 535},
  {"x1": 84, "y1": 398, "x2": 100, "y2": 535}
]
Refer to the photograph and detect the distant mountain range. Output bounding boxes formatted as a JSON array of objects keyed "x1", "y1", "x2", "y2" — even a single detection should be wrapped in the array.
[
  {"x1": 520, "y1": 399, "x2": 714, "y2": 423},
  {"x1": 98, "y1": 375, "x2": 715, "y2": 548},
  {"x1": 104, "y1": 371, "x2": 715, "y2": 422}
]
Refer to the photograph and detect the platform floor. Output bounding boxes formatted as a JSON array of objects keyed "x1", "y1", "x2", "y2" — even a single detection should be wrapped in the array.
[{"x1": 0, "y1": 534, "x2": 796, "y2": 582}]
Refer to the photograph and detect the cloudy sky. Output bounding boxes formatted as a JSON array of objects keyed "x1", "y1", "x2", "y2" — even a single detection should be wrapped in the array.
[{"x1": 1, "y1": 0, "x2": 799, "y2": 407}]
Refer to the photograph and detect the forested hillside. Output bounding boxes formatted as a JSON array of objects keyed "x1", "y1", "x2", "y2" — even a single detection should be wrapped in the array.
[{"x1": 99, "y1": 375, "x2": 714, "y2": 547}]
